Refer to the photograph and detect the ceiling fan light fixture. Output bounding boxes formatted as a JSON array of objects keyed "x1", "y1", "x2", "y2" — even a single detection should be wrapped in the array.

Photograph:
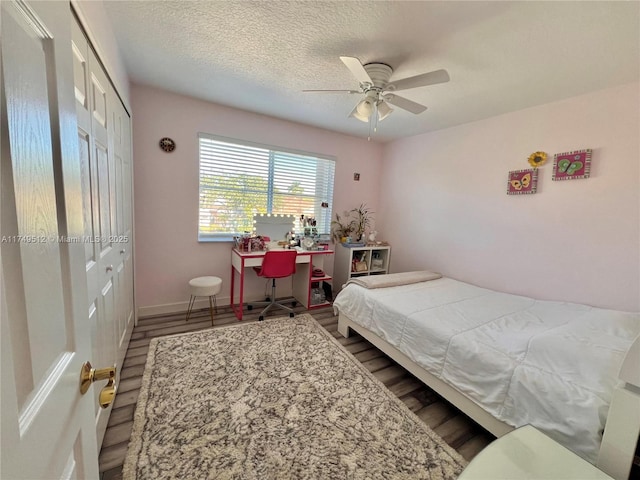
[
  {"x1": 351, "y1": 108, "x2": 370, "y2": 123},
  {"x1": 356, "y1": 97, "x2": 374, "y2": 118},
  {"x1": 377, "y1": 100, "x2": 393, "y2": 121},
  {"x1": 349, "y1": 104, "x2": 369, "y2": 123}
]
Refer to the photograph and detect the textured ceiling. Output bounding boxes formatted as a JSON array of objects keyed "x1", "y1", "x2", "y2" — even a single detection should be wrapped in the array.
[{"x1": 104, "y1": 1, "x2": 640, "y2": 143}]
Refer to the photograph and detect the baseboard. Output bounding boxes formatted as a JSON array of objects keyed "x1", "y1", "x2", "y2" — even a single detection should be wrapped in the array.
[
  {"x1": 137, "y1": 302, "x2": 187, "y2": 318},
  {"x1": 137, "y1": 293, "x2": 273, "y2": 318},
  {"x1": 137, "y1": 295, "x2": 227, "y2": 318}
]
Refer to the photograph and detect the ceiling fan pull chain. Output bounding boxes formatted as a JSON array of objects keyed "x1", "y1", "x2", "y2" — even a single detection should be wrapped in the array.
[{"x1": 373, "y1": 103, "x2": 379, "y2": 133}]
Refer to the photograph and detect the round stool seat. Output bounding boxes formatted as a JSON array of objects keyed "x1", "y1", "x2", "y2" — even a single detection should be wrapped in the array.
[{"x1": 189, "y1": 276, "x2": 222, "y2": 297}]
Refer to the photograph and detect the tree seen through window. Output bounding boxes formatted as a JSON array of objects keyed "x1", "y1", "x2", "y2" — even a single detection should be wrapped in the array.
[{"x1": 198, "y1": 134, "x2": 334, "y2": 241}]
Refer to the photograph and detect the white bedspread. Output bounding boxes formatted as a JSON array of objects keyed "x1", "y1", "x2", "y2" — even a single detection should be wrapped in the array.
[{"x1": 333, "y1": 276, "x2": 640, "y2": 462}]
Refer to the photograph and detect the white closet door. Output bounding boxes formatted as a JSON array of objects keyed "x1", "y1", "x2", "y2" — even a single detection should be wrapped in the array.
[
  {"x1": 71, "y1": 16, "x2": 134, "y2": 447},
  {"x1": 109, "y1": 84, "x2": 135, "y2": 368},
  {"x1": 1, "y1": 1, "x2": 99, "y2": 478}
]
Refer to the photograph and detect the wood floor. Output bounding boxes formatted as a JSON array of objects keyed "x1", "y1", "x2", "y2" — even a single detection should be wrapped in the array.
[{"x1": 99, "y1": 301, "x2": 494, "y2": 479}]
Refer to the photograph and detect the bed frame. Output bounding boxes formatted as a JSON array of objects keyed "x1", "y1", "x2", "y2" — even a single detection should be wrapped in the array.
[{"x1": 338, "y1": 311, "x2": 640, "y2": 480}]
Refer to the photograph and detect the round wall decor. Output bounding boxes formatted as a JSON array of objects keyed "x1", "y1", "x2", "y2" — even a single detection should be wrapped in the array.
[
  {"x1": 528, "y1": 151, "x2": 547, "y2": 168},
  {"x1": 159, "y1": 137, "x2": 176, "y2": 152}
]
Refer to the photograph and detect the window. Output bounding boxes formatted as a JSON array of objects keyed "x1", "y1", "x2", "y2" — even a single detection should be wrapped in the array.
[{"x1": 198, "y1": 133, "x2": 335, "y2": 241}]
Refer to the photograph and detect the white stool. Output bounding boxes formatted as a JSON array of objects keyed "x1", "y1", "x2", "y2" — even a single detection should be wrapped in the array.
[
  {"x1": 186, "y1": 276, "x2": 222, "y2": 325},
  {"x1": 458, "y1": 425, "x2": 613, "y2": 479}
]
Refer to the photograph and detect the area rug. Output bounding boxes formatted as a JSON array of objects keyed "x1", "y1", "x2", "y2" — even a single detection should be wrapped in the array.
[{"x1": 123, "y1": 314, "x2": 467, "y2": 479}]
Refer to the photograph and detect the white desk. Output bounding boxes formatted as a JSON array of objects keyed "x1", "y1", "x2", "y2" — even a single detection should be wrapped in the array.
[
  {"x1": 230, "y1": 247, "x2": 333, "y2": 320},
  {"x1": 459, "y1": 425, "x2": 613, "y2": 479}
]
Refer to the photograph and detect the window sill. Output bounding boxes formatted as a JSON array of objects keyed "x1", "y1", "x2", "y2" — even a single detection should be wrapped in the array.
[{"x1": 198, "y1": 235, "x2": 235, "y2": 243}]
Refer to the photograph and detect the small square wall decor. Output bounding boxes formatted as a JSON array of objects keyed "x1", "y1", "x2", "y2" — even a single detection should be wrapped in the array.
[
  {"x1": 507, "y1": 169, "x2": 538, "y2": 195},
  {"x1": 552, "y1": 149, "x2": 592, "y2": 181}
]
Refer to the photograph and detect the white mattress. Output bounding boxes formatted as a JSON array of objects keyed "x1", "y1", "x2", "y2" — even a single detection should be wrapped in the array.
[{"x1": 333, "y1": 277, "x2": 640, "y2": 462}]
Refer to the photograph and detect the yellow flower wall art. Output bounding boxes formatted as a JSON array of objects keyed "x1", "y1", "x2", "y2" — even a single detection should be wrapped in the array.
[{"x1": 528, "y1": 151, "x2": 548, "y2": 168}]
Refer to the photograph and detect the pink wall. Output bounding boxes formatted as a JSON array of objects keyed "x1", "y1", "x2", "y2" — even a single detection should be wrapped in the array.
[
  {"x1": 379, "y1": 82, "x2": 640, "y2": 312},
  {"x1": 132, "y1": 84, "x2": 383, "y2": 314}
]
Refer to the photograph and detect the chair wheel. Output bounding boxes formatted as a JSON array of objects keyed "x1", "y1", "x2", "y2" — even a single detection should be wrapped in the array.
[
  {"x1": 265, "y1": 297, "x2": 271, "y2": 302},
  {"x1": 259, "y1": 315, "x2": 265, "y2": 321},
  {"x1": 247, "y1": 305, "x2": 253, "y2": 311},
  {"x1": 291, "y1": 301, "x2": 297, "y2": 307},
  {"x1": 289, "y1": 312, "x2": 295, "y2": 318}
]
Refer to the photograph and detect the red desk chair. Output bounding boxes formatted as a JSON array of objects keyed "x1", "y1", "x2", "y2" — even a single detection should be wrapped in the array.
[{"x1": 249, "y1": 250, "x2": 297, "y2": 321}]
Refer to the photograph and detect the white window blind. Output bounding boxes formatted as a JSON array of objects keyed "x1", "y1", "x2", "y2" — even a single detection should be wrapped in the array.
[{"x1": 198, "y1": 133, "x2": 335, "y2": 241}]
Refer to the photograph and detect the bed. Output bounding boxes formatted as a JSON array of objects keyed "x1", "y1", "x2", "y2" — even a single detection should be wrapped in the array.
[{"x1": 333, "y1": 272, "x2": 640, "y2": 480}]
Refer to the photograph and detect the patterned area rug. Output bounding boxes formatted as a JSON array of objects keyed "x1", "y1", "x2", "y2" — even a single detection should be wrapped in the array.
[{"x1": 123, "y1": 314, "x2": 467, "y2": 479}]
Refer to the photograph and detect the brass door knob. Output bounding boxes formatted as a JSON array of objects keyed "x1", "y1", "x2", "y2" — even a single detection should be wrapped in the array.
[
  {"x1": 79, "y1": 361, "x2": 117, "y2": 409},
  {"x1": 99, "y1": 379, "x2": 116, "y2": 409}
]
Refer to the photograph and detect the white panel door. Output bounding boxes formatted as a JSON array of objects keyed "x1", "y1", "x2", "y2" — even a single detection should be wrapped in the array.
[
  {"x1": 71, "y1": 17, "x2": 121, "y2": 446},
  {"x1": 1, "y1": 1, "x2": 100, "y2": 478},
  {"x1": 109, "y1": 86, "x2": 135, "y2": 365}
]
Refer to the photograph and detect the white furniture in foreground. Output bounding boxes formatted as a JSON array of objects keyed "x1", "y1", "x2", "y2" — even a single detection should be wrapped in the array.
[{"x1": 459, "y1": 425, "x2": 613, "y2": 479}]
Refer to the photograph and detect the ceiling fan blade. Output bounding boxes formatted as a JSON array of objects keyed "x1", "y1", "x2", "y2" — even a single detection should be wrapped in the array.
[
  {"x1": 388, "y1": 69, "x2": 450, "y2": 91},
  {"x1": 340, "y1": 56, "x2": 373, "y2": 85},
  {"x1": 302, "y1": 89, "x2": 360, "y2": 94},
  {"x1": 383, "y1": 94, "x2": 427, "y2": 114}
]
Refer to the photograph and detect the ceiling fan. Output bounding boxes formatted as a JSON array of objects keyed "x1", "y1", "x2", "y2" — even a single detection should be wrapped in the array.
[{"x1": 304, "y1": 56, "x2": 450, "y2": 125}]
